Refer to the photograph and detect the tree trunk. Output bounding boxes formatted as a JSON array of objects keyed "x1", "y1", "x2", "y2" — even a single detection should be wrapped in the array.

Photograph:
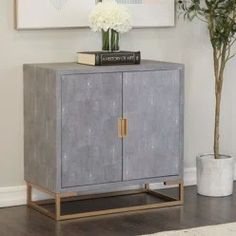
[
  {"x1": 214, "y1": 88, "x2": 222, "y2": 159},
  {"x1": 213, "y1": 46, "x2": 226, "y2": 159}
]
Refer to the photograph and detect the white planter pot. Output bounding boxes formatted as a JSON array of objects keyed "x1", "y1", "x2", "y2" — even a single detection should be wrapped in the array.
[{"x1": 197, "y1": 154, "x2": 235, "y2": 197}]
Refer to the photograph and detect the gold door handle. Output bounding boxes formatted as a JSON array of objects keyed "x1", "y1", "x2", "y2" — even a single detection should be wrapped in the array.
[
  {"x1": 118, "y1": 118, "x2": 123, "y2": 138},
  {"x1": 122, "y1": 118, "x2": 128, "y2": 138},
  {"x1": 118, "y1": 118, "x2": 128, "y2": 138}
]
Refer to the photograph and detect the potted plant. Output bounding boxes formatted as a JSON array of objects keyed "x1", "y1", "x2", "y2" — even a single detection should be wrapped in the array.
[
  {"x1": 89, "y1": 0, "x2": 132, "y2": 51},
  {"x1": 178, "y1": 0, "x2": 236, "y2": 197}
]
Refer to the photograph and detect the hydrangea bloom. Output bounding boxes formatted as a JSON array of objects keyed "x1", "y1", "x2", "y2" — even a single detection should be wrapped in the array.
[{"x1": 89, "y1": 0, "x2": 132, "y2": 33}]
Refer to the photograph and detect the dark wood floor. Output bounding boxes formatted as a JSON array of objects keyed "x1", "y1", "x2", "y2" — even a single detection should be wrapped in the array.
[{"x1": 1, "y1": 184, "x2": 236, "y2": 236}]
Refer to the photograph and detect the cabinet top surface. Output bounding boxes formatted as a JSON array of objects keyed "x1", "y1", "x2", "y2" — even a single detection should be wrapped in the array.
[{"x1": 24, "y1": 60, "x2": 184, "y2": 75}]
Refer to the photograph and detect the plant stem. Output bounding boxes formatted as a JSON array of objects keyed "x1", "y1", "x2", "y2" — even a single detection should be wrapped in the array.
[
  {"x1": 213, "y1": 46, "x2": 226, "y2": 159},
  {"x1": 102, "y1": 30, "x2": 110, "y2": 51},
  {"x1": 111, "y1": 29, "x2": 119, "y2": 51},
  {"x1": 214, "y1": 88, "x2": 221, "y2": 159}
]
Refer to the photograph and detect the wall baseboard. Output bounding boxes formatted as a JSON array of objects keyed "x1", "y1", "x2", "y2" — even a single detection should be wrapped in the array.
[
  {"x1": 0, "y1": 186, "x2": 26, "y2": 208},
  {"x1": 0, "y1": 167, "x2": 197, "y2": 208}
]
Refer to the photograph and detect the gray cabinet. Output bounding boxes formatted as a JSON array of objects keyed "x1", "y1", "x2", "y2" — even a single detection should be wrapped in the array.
[{"x1": 24, "y1": 60, "x2": 184, "y2": 194}]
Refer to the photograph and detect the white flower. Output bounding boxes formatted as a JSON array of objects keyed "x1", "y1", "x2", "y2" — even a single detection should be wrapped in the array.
[{"x1": 89, "y1": 0, "x2": 132, "y2": 33}]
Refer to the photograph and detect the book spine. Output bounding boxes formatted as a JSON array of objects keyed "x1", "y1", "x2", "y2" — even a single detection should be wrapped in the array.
[{"x1": 95, "y1": 52, "x2": 141, "y2": 66}]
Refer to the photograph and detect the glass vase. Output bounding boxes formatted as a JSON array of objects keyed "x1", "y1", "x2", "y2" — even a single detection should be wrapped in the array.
[{"x1": 102, "y1": 29, "x2": 120, "y2": 52}]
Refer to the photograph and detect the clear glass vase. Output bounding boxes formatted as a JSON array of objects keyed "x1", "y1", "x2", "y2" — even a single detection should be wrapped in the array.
[{"x1": 102, "y1": 29, "x2": 119, "y2": 52}]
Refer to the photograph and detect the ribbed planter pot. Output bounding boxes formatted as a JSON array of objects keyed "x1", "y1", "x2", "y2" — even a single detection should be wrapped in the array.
[{"x1": 197, "y1": 154, "x2": 235, "y2": 197}]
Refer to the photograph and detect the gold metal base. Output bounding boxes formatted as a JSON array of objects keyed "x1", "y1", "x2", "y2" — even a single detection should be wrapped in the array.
[{"x1": 27, "y1": 181, "x2": 184, "y2": 221}]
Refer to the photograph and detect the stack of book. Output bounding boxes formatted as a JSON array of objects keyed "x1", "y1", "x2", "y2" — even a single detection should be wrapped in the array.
[{"x1": 77, "y1": 51, "x2": 141, "y2": 66}]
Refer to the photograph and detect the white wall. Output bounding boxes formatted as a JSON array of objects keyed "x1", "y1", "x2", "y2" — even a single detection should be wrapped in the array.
[{"x1": 0, "y1": 0, "x2": 236, "y2": 188}]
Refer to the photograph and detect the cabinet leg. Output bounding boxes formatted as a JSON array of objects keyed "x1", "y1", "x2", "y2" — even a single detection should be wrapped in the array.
[
  {"x1": 179, "y1": 182, "x2": 184, "y2": 203},
  {"x1": 27, "y1": 183, "x2": 32, "y2": 205},
  {"x1": 162, "y1": 180, "x2": 184, "y2": 202},
  {"x1": 55, "y1": 193, "x2": 61, "y2": 221}
]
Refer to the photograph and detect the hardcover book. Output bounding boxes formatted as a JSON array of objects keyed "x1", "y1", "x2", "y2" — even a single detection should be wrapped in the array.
[{"x1": 78, "y1": 51, "x2": 141, "y2": 66}]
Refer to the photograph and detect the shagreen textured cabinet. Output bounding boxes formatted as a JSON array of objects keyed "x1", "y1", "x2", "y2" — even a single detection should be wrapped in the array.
[{"x1": 24, "y1": 60, "x2": 184, "y2": 221}]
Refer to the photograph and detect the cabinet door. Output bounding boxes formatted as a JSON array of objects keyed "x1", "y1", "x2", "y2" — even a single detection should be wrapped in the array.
[
  {"x1": 61, "y1": 73, "x2": 122, "y2": 188},
  {"x1": 123, "y1": 70, "x2": 181, "y2": 181}
]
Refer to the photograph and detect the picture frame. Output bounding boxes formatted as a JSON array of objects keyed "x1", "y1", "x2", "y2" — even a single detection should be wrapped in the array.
[
  {"x1": 15, "y1": 0, "x2": 96, "y2": 29},
  {"x1": 15, "y1": 0, "x2": 175, "y2": 30}
]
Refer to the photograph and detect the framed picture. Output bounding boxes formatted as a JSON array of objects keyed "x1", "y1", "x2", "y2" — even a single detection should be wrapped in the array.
[
  {"x1": 15, "y1": 0, "x2": 175, "y2": 30},
  {"x1": 15, "y1": 0, "x2": 96, "y2": 29}
]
